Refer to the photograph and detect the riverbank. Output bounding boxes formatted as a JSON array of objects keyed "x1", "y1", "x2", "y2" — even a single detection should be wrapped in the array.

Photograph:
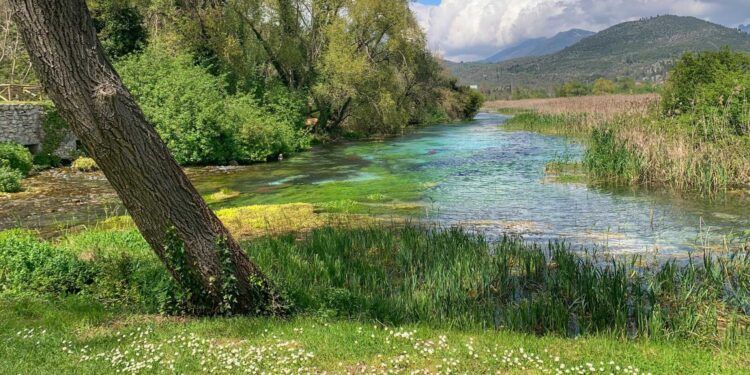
[
  {"x1": 3, "y1": 296, "x2": 746, "y2": 374},
  {"x1": 2, "y1": 224, "x2": 749, "y2": 373},
  {"x1": 488, "y1": 94, "x2": 750, "y2": 197}
]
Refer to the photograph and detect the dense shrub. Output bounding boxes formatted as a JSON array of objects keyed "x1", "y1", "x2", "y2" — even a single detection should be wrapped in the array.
[
  {"x1": 0, "y1": 142, "x2": 33, "y2": 176},
  {"x1": 226, "y1": 95, "x2": 309, "y2": 162},
  {"x1": 555, "y1": 81, "x2": 592, "y2": 97},
  {"x1": 117, "y1": 48, "x2": 231, "y2": 165},
  {"x1": 117, "y1": 46, "x2": 309, "y2": 165},
  {"x1": 0, "y1": 230, "x2": 93, "y2": 294},
  {"x1": 592, "y1": 78, "x2": 616, "y2": 95},
  {"x1": 0, "y1": 229, "x2": 184, "y2": 313},
  {"x1": 0, "y1": 166, "x2": 23, "y2": 193},
  {"x1": 662, "y1": 49, "x2": 750, "y2": 135},
  {"x1": 72, "y1": 157, "x2": 99, "y2": 172},
  {"x1": 461, "y1": 89, "x2": 485, "y2": 120}
]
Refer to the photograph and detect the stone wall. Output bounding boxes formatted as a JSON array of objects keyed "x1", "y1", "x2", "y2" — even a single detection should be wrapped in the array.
[{"x1": 0, "y1": 103, "x2": 77, "y2": 159}]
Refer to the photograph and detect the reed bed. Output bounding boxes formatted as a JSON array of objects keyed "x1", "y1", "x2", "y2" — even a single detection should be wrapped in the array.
[
  {"x1": 488, "y1": 94, "x2": 659, "y2": 119},
  {"x1": 491, "y1": 95, "x2": 750, "y2": 196}
]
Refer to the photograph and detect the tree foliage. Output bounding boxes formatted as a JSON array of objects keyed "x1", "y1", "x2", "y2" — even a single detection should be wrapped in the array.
[
  {"x1": 116, "y1": 45, "x2": 310, "y2": 165},
  {"x1": 180, "y1": 0, "x2": 480, "y2": 135},
  {"x1": 90, "y1": 0, "x2": 148, "y2": 59},
  {"x1": 662, "y1": 48, "x2": 750, "y2": 135},
  {"x1": 593, "y1": 78, "x2": 616, "y2": 95},
  {"x1": 6, "y1": 0, "x2": 480, "y2": 164}
]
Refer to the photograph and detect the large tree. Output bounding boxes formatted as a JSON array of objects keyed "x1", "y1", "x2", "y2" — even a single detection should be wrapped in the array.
[{"x1": 8, "y1": 0, "x2": 284, "y2": 315}]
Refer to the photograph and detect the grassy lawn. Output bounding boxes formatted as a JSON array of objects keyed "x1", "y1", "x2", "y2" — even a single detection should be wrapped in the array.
[{"x1": 2, "y1": 295, "x2": 747, "y2": 374}]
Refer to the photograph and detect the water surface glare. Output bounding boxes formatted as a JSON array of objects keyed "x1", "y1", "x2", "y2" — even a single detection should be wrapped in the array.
[{"x1": 2, "y1": 113, "x2": 748, "y2": 255}]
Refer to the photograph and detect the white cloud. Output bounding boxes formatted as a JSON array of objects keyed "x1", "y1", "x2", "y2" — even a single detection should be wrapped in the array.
[{"x1": 410, "y1": 0, "x2": 750, "y2": 61}]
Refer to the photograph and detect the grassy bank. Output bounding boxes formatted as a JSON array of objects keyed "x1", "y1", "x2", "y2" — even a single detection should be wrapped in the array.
[
  {"x1": 492, "y1": 95, "x2": 750, "y2": 196},
  {"x1": 3, "y1": 296, "x2": 747, "y2": 374},
  {"x1": 2, "y1": 221, "x2": 750, "y2": 373}
]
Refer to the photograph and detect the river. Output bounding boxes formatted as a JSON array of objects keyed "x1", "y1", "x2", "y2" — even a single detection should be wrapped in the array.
[{"x1": 2, "y1": 113, "x2": 748, "y2": 255}]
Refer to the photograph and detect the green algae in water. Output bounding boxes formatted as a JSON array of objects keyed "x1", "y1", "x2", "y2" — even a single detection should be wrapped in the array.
[{"x1": 2, "y1": 113, "x2": 749, "y2": 255}]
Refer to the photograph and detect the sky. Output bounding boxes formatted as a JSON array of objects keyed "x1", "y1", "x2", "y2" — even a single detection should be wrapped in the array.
[{"x1": 411, "y1": 0, "x2": 750, "y2": 61}]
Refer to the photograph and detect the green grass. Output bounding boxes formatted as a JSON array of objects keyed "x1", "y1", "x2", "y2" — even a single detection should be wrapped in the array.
[
  {"x1": 584, "y1": 128, "x2": 643, "y2": 185},
  {"x1": 2, "y1": 224, "x2": 750, "y2": 372},
  {"x1": 1, "y1": 295, "x2": 748, "y2": 374},
  {"x1": 501, "y1": 112, "x2": 592, "y2": 137}
]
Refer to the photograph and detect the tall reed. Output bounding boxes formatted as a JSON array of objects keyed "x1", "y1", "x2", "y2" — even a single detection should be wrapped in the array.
[{"x1": 492, "y1": 95, "x2": 750, "y2": 196}]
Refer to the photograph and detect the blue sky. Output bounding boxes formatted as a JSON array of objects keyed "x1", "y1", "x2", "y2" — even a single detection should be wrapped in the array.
[{"x1": 410, "y1": 0, "x2": 750, "y2": 61}]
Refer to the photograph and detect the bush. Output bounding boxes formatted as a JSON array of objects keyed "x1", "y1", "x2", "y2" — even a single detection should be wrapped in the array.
[
  {"x1": 0, "y1": 229, "x2": 181, "y2": 313},
  {"x1": 593, "y1": 78, "x2": 616, "y2": 95},
  {"x1": 662, "y1": 49, "x2": 750, "y2": 135},
  {"x1": 117, "y1": 47, "x2": 233, "y2": 165},
  {"x1": 0, "y1": 230, "x2": 94, "y2": 294},
  {"x1": 0, "y1": 166, "x2": 23, "y2": 193},
  {"x1": 117, "y1": 46, "x2": 309, "y2": 165},
  {"x1": 556, "y1": 81, "x2": 592, "y2": 97},
  {"x1": 462, "y1": 89, "x2": 485, "y2": 120},
  {"x1": 226, "y1": 95, "x2": 310, "y2": 162},
  {"x1": 0, "y1": 142, "x2": 33, "y2": 176},
  {"x1": 72, "y1": 157, "x2": 99, "y2": 172}
]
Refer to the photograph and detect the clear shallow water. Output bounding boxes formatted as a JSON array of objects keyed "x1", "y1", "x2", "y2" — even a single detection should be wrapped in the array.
[{"x1": 2, "y1": 113, "x2": 748, "y2": 255}]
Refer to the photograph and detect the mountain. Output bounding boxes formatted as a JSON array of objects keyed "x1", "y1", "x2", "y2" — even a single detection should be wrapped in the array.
[
  {"x1": 448, "y1": 15, "x2": 750, "y2": 92},
  {"x1": 483, "y1": 29, "x2": 595, "y2": 63},
  {"x1": 741, "y1": 24, "x2": 750, "y2": 34}
]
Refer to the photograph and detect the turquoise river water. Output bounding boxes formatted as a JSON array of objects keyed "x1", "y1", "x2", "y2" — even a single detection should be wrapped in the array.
[{"x1": 1, "y1": 113, "x2": 748, "y2": 256}]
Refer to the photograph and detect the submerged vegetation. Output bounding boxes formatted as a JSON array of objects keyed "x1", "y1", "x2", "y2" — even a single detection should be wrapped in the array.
[{"x1": 493, "y1": 50, "x2": 750, "y2": 196}]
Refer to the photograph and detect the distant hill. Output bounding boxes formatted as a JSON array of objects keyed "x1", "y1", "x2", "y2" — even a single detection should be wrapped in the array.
[
  {"x1": 741, "y1": 24, "x2": 750, "y2": 34},
  {"x1": 448, "y1": 15, "x2": 750, "y2": 93},
  {"x1": 483, "y1": 29, "x2": 595, "y2": 63}
]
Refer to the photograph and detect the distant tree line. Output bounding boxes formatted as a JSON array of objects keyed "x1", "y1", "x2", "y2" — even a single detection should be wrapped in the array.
[{"x1": 478, "y1": 77, "x2": 660, "y2": 101}]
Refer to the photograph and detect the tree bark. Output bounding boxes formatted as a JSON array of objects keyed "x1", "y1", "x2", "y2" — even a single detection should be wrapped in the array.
[{"x1": 9, "y1": 0, "x2": 284, "y2": 316}]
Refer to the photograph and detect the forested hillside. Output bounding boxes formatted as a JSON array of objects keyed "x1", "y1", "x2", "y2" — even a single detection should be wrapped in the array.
[
  {"x1": 450, "y1": 15, "x2": 750, "y2": 96},
  {"x1": 483, "y1": 29, "x2": 594, "y2": 63}
]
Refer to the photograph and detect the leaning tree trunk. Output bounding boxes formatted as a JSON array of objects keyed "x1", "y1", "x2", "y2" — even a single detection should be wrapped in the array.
[{"x1": 9, "y1": 0, "x2": 284, "y2": 316}]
